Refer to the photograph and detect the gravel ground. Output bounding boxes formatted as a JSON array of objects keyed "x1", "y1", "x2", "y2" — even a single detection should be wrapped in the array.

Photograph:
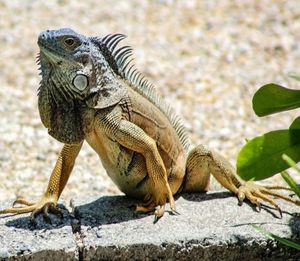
[{"x1": 0, "y1": 0, "x2": 300, "y2": 202}]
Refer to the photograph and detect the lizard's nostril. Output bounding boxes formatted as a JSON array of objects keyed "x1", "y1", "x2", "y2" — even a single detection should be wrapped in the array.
[{"x1": 38, "y1": 31, "x2": 49, "y2": 45}]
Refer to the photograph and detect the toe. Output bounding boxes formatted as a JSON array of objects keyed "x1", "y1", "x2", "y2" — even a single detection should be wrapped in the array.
[
  {"x1": 0, "y1": 205, "x2": 36, "y2": 215},
  {"x1": 261, "y1": 188, "x2": 300, "y2": 206},
  {"x1": 254, "y1": 191, "x2": 282, "y2": 218},
  {"x1": 50, "y1": 205, "x2": 63, "y2": 218},
  {"x1": 30, "y1": 207, "x2": 42, "y2": 221},
  {"x1": 136, "y1": 203, "x2": 156, "y2": 213},
  {"x1": 237, "y1": 188, "x2": 246, "y2": 206},
  {"x1": 263, "y1": 185, "x2": 292, "y2": 191},
  {"x1": 168, "y1": 194, "x2": 176, "y2": 211},
  {"x1": 12, "y1": 198, "x2": 34, "y2": 207},
  {"x1": 43, "y1": 204, "x2": 52, "y2": 224},
  {"x1": 244, "y1": 190, "x2": 261, "y2": 211},
  {"x1": 154, "y1": 205, "x2": 165, "y2": 222}
]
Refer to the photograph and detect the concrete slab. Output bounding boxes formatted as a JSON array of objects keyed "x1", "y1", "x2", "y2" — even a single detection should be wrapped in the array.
[
  {"x1": 0, "y1": 199, "x2": 78, "y2": 261},
  {"x1": 72, "y1": 192, "x2": 300, "y2": 261}
]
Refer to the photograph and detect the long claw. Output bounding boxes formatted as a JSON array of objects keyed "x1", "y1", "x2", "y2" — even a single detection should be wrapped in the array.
[
  {"x1": 171, "y1": 208, "x2": 180, "y2": 215},
  {"x1": 43, "y1": 204, "x2": 52, "y2": 224},
  {"x1": 169, "y1": 198, "x2": 179, "y2": 215},
  {"x1": 30, "y1": 208, "x2": 42, "y2": 221},
  {"x1": 153, "y1": 215, "x2": 159, "y2": 224},
  {"x1": 243, "y1": 190, "x2": 261, "y2": 212},
  {"x1": 154, "y1": 205, "x2": 165, "y2": 223},
  {"x1": 154, "y1": 205, "x2": 165, "y2": 219},
  {"x1": 256, "y1": 202, "x2": 261, "y2": 212},
  {"x1": 254, "y1": 191, "x2": 282, "y2": 218}
]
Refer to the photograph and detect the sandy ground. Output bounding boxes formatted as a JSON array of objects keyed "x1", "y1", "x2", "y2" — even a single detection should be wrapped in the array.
[{"x1": 0, "y1": 0, "x2": 300, "y2": 202}]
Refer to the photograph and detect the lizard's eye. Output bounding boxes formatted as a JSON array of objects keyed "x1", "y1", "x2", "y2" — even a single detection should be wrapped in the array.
[{"x1": 64, "y1": 37, "x2": 75, "y2": 46}]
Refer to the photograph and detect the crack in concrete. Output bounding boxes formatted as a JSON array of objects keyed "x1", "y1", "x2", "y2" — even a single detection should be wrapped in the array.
[{"x1": 69, "y1": 199, "x2": 84, "y2": 261}]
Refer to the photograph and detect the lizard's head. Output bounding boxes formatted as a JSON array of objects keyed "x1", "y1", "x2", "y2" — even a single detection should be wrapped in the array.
[
  {"x1": 37, "y1": 28, "x2": 130, "y2": 142},
  {"x1": 38, "y1": 28, "x2": 133, "y2": 105},
  {"x1": 37, "y1": 28, "x2": 100, "y2": 99}
]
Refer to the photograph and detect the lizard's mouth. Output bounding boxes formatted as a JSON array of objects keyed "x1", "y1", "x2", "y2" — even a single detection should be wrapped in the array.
[
  {"x1": 38, "y1": 44, "x2": 65, "y2": 64},
  {"x1": 37, "y1": 32, "x2": 68, "y2": 64}
]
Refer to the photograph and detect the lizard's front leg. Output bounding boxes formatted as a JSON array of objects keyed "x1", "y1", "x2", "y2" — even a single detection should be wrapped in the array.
[
  {"x1": 184, "y1": 145, "x2": 300, "y2": 216},
  {"x1": 110, "y1": 120, "x2": 175, "y2": 219},
  {"x1": 0, "y1": 142, "x2": 82, "y2": 221}
]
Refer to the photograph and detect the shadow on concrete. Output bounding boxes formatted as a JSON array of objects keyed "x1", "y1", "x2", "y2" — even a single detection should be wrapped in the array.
[
  {"x1": 2, "y1": 204, "x2": 71, "y2": 230},
  {"x1": 73, "y1": 195, "x2": 146, "y2": 226},
  {"x1": 4, "y1": 191, "x2": 295, "y2": 231},
  {"x1": 180, "y1": 191, "x2": 268, "y2": 215},
  {"x1": 179, "y1": 191, "x2": 232, "y2": 202},
  {"x1": 1, "y1": 193, "x2": 233, "y2": 230},
  {"x1": 73, "y1": 192, "x2": 235, "y2": 227},
  {"x1": 289, "y1": 213, "x2": 300, "y2": 242}
]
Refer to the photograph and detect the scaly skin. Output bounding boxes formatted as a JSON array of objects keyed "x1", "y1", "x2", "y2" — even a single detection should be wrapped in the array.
[{"x1": 1, "y1": 28, "x2": 299, "y2": 222}]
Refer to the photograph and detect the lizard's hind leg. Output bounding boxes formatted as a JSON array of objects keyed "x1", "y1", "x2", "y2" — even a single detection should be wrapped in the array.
[
  {"x1": 182, "y1": 145, "x2": 212, "y2": 193},
  {"x1": 182, "y1": 144, "x2": 300, "y2": 216},
  {"x1": 183, "y1": 145, "x2": 240, "y2": 194}
]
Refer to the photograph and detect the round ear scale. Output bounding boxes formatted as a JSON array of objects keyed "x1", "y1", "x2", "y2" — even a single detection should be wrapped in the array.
[{"x1": 73, "y1": 73, "x2": 89, "y2": 91}]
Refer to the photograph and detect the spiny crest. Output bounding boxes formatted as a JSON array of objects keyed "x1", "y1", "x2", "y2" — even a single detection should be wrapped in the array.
[
  {"x1": 92, "y1": 34, "x2": 190, "y2": 150},
  {"x1": 36, "y1": 53, "x2": 42, "y2": 95}
]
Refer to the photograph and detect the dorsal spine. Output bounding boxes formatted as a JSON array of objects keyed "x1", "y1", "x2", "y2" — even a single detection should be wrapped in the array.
[{"x1": 91, "y1": 34, "x2": 190, "y2": 150}]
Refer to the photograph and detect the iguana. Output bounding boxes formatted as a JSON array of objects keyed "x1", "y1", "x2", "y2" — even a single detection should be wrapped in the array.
[{"x1": 1, "y1": 28, "x2": 299, "y2": 221}]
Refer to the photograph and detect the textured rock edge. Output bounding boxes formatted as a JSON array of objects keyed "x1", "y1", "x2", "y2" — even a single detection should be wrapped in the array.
[{"x1": 0, "y1": 192, "x2": 299, "y2": 261}]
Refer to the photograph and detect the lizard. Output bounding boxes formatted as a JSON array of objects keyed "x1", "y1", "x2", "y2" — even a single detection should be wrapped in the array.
[{"x1": 1, "y1": 28, "x2": 299, "y2": 222}]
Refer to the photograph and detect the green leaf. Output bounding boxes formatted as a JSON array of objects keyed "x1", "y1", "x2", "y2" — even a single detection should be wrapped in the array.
[
  {"x1": 281, "y1": 171, "x2": 300, "y2": 198},
  {"x1": 289, "y1": 116, "x2": 300, "y2": 145},
  {"x1": 252, "y1": 83, "x2": 300, "y2": 117},
  {"x1": 237, "y1": 129, "x2": 300, "y2": 180},
  {"x1": 282, "y1": 154, "x2": 300, "y2": 175},
  {"x1": 289, "y1": 116, "x2": 300, "y2": 131},
  {"x1": 288, "y1": 72, "x2": 300, "y2": 82},
  {"x1": 252, "y1": 225, "x2": 300, "y2": 250}
]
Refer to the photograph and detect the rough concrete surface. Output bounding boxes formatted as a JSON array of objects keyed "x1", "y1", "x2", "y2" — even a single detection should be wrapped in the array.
[
  {"x1": 0, "y1": 200, "x2": 77, "y2": 261},
  {"x1": 72, "y1": 192, "x2": 300, "y2": 261},
  {"x1": 2, "y1": 192, "x2": 297, "y2": 260}
]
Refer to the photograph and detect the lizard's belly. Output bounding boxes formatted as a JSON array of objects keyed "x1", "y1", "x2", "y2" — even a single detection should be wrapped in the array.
[
  {"x1": 102, "y1": 151, "x2": 150, "y2": 198},
  {"x1": 86, "y1": 131, "x2": 149, "y2": 198}
]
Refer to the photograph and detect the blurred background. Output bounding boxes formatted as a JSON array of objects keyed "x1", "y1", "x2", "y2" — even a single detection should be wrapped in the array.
[{"x1": 0, "y1": 0, "x2": 300, "y2": 201}]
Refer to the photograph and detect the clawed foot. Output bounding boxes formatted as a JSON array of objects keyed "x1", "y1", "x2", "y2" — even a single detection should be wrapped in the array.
[
  {"x1": 135, "y1": 190, "x2": 178, "y2": 222},
  {"x1": 0, "y1": 196, "x2": 62, "y2": 223},
  {"x1": 238, "y1": 182, "x2": 300, "y2": 218}
]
